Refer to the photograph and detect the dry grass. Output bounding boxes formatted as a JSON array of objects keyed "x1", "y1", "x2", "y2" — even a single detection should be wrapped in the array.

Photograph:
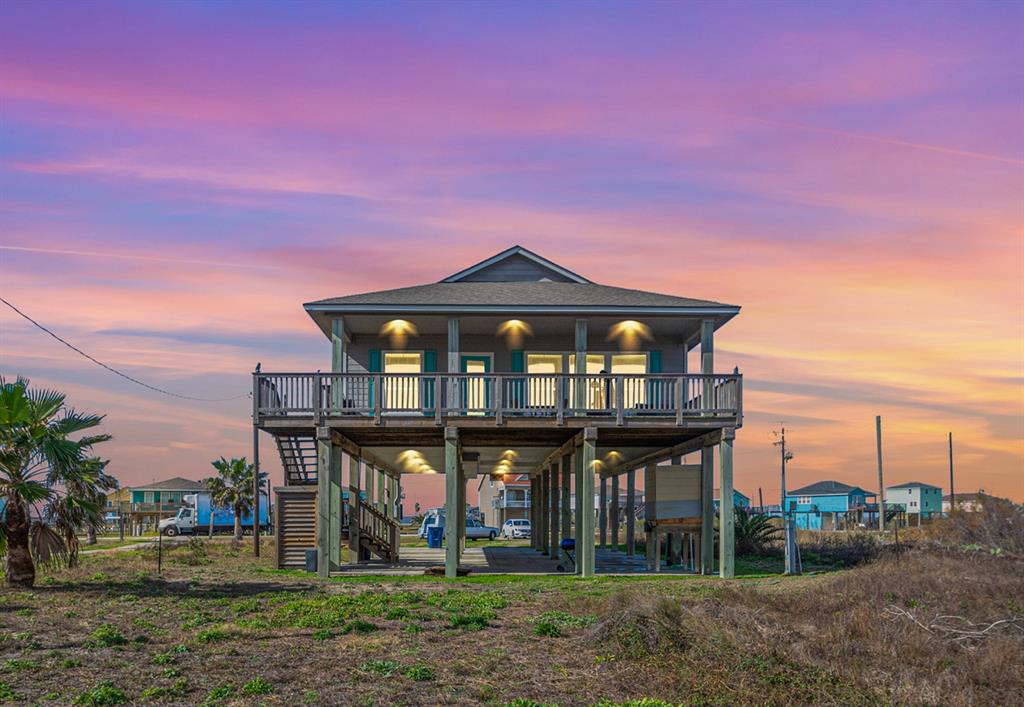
[{"x1": 0, "y1": 536, "x2": 1020, "y2": 705}]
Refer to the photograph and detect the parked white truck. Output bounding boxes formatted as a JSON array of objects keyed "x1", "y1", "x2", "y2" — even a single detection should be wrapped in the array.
[{"x1": 158, "y1": 492, "x2": 270, "y2": 536}]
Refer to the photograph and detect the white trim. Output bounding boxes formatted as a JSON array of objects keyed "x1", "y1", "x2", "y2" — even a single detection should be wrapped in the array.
[{"x1": 440, "y1": 245, "x2": 590, "y2": 283}]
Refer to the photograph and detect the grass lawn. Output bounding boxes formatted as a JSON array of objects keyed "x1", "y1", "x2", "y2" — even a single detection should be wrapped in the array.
[{"x1": 0, "y1": 538, "x2": 1020, "y2": 705}]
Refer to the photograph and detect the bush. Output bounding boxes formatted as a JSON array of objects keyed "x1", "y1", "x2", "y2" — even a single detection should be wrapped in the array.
[
  {"x1": 242, "y1": 677, "x2": 273, "y2": 696},
  {"x1": 586, "y1": 592, "x2": 689, "y2": 658},
  {"x1": 929, "y1": 495, "x2": 1024, "y2": 554},
  {"x1": 74, "y1": 681, "x2": 127, "y2": 706},
  {"x1": 88, "y1": 624, "x2": 128, "y2": 648},
  {"x1": 403, "y1": 664, "x2": 435, "y2": 681}
]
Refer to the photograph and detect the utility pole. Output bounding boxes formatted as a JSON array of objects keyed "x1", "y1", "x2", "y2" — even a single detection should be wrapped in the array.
[
  {"x1": 876, "y1": 415, "x2": 885, "y2": 533},
  {"x1": 773, "y1": 425, "x2": 799, "y2": 574},
  {"x1": 758, "y1": 487, "x2": 764, "y2": 512},
  {"x1": 948, "y1": 432, "x2": 955, "y2": 515}
]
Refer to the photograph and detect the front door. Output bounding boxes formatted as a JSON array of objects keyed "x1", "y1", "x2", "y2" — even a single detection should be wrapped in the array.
[{"x1": 460, "y1": 355, "x2": 492, "y2": 413}]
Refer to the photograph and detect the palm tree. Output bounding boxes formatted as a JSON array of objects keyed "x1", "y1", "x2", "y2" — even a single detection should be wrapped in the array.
[
  {"x1": 733, "y1": 506, "x2": 783, "y2": 556},
  {"x1": 0, "y1": 377, "x2": 113, "y2": 587},
  {"x1": 208, "y1": 457, "x2": 265, "y2": 540}
]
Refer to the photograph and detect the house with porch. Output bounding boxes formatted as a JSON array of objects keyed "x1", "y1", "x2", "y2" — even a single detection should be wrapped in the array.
[
  {"x1": 885, "y1": 481, "x2": 942, "y2": 523},
  {"x1": 783, "y1": 480, "x2": 876, "y2": 530},
  {"x1": 253, "y1": 245, "x2": 742, "y2": 577},
  {"x1": 477, "y1": 473, "x2": 531, "y2": 528},
  {"x1": 713, "y1": 488, "x2": 751, "y2": 511},
  {"x1": 123, "y1": 477, "x2": 206, "y2": 534}
]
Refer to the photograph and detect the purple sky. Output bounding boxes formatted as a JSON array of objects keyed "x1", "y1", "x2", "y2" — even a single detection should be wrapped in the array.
[{"x1": 1, "y1": 1, "x2": 1021, "y2": 506}]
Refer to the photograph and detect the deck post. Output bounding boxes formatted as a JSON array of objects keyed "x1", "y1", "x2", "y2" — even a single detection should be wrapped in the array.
[
  {"x1": 447, "y1": 318, "x2": 460, "y2": 415},
  {"x1": 700, "y1": 444, "x2": 714, "y2": 574},
  {"x1": 549, "y1": 463, "x2": 559, "y2": 557},
  {"x1": 579, "y1": 427, "x2": 597, "y2": 577},
  {"x1": 316, "y1": 427, "x2": 331, "y2": 579},
  {"x1": 445, "y1": 427, "x2": 460, "y2": 578},
  {"x1": 599, "y1": 475, "x2": 608, "y2": 549},
  {"x1": 625, "y1": 468, "x2": 636, "y2": 555},
  {"x1": 531, "y1": 476, "x2": 541, "y2": 551},
  {"x1": 610, "y1": 473, "x2": 620, "y2": 551},
  {"x1": 348, "y1": 453, "x2": 361, "y2": 565},
  {"x1": 719, "y1": 429, "x2": 735, "y2": 578},
  {"x1": 560, "y1": 453, "x2": 571, "y2": 562},
  {"x1": 377, "y1": 468, "x2": 386, "y2": 513},
  {"x1": 700, "y1": 319, "x2": 714, "y2": 415},
  {"x1": 328, "y1": 434, "x2": 343, "y2": 572},
  {"x1": 574, "y1": 319, "x2": 587, "y2": 413},
  {"x1": 540, "y1": 467, "x2": 550, "y2": 555},
  {"x1": 645, "y1": 462, "x2": 657, "y2": 570},
  {"x1": 331, "y1": 317, "x2": 347, "y2": 409},
  {"x1": 365, "y1": 462, "x2": 375, "y2": 517},
  {"x1": 669, "y1": 454, "x2": 683, "y2": 566}
]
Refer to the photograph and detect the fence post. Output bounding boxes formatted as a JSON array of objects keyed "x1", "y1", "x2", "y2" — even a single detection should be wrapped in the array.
[
  {"x1": 615, "y1": 375, "x2": 625, "y2": 426},
  {"x1": 373, "y1": 375, "x2": 382, "y2": 424},
  {"x1": 495, "y1": 375, "x2": 503, "y2": 426}
]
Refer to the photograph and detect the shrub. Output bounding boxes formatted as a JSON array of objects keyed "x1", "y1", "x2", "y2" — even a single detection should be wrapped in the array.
[
  {"x1": 586, "y1": 592, "x2": 689, "y2": 659},
  {"x1": 196, "y1": 626, "x2": 230, "y2": 643},
  {"x1": 88, "y1": 624, "x2": 128, "y2": 648},
  {"x1": 202, "y1": 683, "x2": 234, "y2": 706},
  {"x1": 2, "y1": 658, "x2": 41, "y2": 672},
  {"x1": 73, "y1": 681, "x2": 127, "y2": 706},
  {"x1": 339, "y1": 620, "x2": 378, "y2": 635},
  {"x1": 403, "y1": 664, "x2": 435, "y2": 681},
  {"x1": 184, "y1": 537, "x2": 210, "y2": 566},
  {"x1": 241, "y1": 677, "x2": 273, "y2": 695},
  {"x1": 449, "y1": 613, "x2": 490, "y2": 630},
  {"x1": 0, "y1": 681, "x2": 15, "y2": 700},
  {"x1": 359, "y1": 659, "x2": 401, "y2": 676},
  {"x1": 139, "y1": 679, "x2": 188, "y2": 700}
]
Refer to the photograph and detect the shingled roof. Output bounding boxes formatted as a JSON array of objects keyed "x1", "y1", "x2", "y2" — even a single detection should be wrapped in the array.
[
  {"x1": 132, "y1": 477, "x2": 206, "y2": 491},
  {"x1": 789, "y1": 480, "x2": 874, "y2": 496}
]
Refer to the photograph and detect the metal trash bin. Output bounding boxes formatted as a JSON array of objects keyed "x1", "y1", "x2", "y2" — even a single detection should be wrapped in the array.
[
  {"x1": 304, "y1": 549, "x2": 318, "y2": 573},
  {"x1": 426, "y1": 525, "x2": 444, "y2": 549}
]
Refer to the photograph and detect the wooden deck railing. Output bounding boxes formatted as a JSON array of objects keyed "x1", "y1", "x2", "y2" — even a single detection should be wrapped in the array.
[{"x1": 254, "y1": 372, "x2": 741, "y2": 425}]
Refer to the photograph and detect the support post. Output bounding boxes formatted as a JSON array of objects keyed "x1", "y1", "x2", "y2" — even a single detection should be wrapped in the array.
[
  {"x1": 540, "y1": 467, "x2": 550, "y2": 555},
  {"x1": 445, "y1": 427, "x2": 460, "y2": 578},
  {"x1": 610, "y1": 473, "x2": 620, "y2": 551},
  {"x1": 328, "y1": 436, "x2": 343, "y2": 571},
  {"x1": 347, "y1": 453, "x2": 361, "y2": 565},
  {"x1": 579, "y1": 428, "x2": 597, "y2": 577},
  {"x1": 560, "y1": 454, "x2": 571, "y2": 562},
  {"x1": 549, "y1": 463, "x2": 559, "y2": 557},
  {"x1": 377, "y1": 469, "x2": 386, "y2": 513},
  {"x1": 599, "y1": 475, "x2": 608, "y2": 549},
  {"x1": 316, "y1": 427, "x2": 331, "y2": 579},
  {"x1": 331, "y1": 316, "x2": 347, "y2": 411},
  {"x1": 252, "y1": 426, "x2": 260, "y2": 557},
  {"x1": 448, "y1": 318, "x2": 460, "y2": 415},
  {"x1": 625, "y1": 468, "x2": 636, "y2": 555},
  {"x1": 719, "y1": 430, "x2": 735, "y2": 579},
  {"x1": 574, "y1": 319, "x2": 587, "y2": 413},
  {"x1": 700, "y1": 445, "x2": 714, "y2": 574},
  {"x1": 365, "y1": 462, "x2": 375, "y2": 516},
  {"x1": 669, "y1": 454, "x2": 683, "y2": 566},
  {"x1": 530, "y1": 477, "x2": 538, "y2": 550},
  {"x1": 700, "y1": 319, "x2": 714, "y2": 414},
  {"x1": 876, "y1": 415, "x2": 885, "y2": 533}
]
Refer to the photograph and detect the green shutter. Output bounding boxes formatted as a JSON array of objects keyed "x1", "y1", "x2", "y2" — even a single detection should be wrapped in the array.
[
  {"x1": 423, "y1": 349, "x2": 437, "y2": 414},
  {"x1": 132, "y1": 490, "x2": 144, "y2": 503},
  {"x1": 648, "y1": 350, "x2": 663, "y2": 408},
  {"x1": 510, "y1": 350, "x2": 525, "y2": 407},
  {"x1": 153, "y1": 491, "x2": 161, "y2": 503},
  {"x1": 368, "y1": 349, "x2": 381, "y2": 408}
]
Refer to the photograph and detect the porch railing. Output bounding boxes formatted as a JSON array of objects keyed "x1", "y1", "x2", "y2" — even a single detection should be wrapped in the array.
[{"x1": 254, "y1": 372, "x2": 741, "y2": 425}]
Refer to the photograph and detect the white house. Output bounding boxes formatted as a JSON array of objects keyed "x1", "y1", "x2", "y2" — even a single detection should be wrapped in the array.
[{"x1": 885, "y1": 481, "x2": 942, "y2": 521}]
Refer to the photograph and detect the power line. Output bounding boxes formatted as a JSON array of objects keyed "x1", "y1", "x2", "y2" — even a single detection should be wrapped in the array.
[{"x1": 1, "y1": 295, "x2": 250, "y2": 403}]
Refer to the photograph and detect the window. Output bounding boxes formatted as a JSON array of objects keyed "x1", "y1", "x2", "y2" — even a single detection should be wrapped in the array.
[
  {"x1": 611, "y1": 353, "x2": 648, "y2": 407},
  {"x1": 797, "y1": 496, "x2": 811, "y2": 505},
  {"x1": 525, "y1": 351, "x2": 650, "y2": 409},
  {"x1": 526, "y1": 353, "x2": 563, "y2": 407},
  {"x1": 383, "y1": 352, "x2": 423, "y2": 409}
]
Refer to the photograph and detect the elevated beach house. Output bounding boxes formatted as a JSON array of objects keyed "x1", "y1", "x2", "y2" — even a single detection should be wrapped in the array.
[
  {"x1": 253, "y1": 246, "x2": 742, "y2": 577},
  {"x1": 885, "y1": 481, "x2": 942, "y2": 523},
  {"x1": 784, "y1": 480, "x2": 877, "y2": 530}
]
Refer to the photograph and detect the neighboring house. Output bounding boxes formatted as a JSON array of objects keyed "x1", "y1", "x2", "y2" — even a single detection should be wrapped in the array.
[
  {"x1": 478, "y1": 473, "x2": 531, "y2": 527},
  {"x1": 253, "y1": 245, "x2": 743, "y2": 577},
  {"x1": 784, "y1": 480, "x2": 877, "y2": 530},
  {"x1": 943, "y1": 491, "x2": 988, "y2": 514},
  {"x1": 104, "y1": 488, "x2": 132, "y2": 516},
  {"x1": 713, "y1": 488, "x2": 751, "y2": 511},
  {"x1": 886, "y1": 482, "x2": 942, "y2": 520},
  {"x1": 125, "y1": 477, "x2": 206, "y2": 533}
]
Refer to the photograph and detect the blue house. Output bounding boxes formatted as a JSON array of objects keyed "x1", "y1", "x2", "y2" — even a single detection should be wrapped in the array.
[
  {"x1": 713, "y1": 488, "x2": 751, "y2": 511},
  {"x1": 784, "y1": 480, "x2": 876, "y2": 530}
]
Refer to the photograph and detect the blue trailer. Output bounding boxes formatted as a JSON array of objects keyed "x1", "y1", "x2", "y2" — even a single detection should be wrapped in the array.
[{"x1": 158, "y1": 492, "x2": 270, "y2": 536}]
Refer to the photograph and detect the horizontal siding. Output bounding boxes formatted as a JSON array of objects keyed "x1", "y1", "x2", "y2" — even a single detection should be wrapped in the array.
[{"x1": 276, "y1": 489, "x2": 316, "y2": 570}]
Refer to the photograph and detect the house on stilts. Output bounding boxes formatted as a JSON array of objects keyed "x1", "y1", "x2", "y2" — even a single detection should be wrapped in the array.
[{"x1": 253, "y1": 246, "x2": 742, "y2": 578}]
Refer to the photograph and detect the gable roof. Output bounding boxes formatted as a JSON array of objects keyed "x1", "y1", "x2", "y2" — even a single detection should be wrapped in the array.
[
  {"x1": 441, "y1": 245, "x2": 590, "y2": 283},
  {"x1": 713, "y1": 488, "x2": 750, "y2": 501},
  {"x1": 887, "y1": 481, "x2": 941, "y2": 490},
  {"x1": 132, "y1": 477, "x2": 206, "y2": 491},
  {"x1": 788, "y1": 480, "x2": 874, "y2": 497},
  {"x1": 305, "y1": 281, "x2": 732, "y2": 311}
]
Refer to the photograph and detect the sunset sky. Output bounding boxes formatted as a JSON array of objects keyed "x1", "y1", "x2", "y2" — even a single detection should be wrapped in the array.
[{"x1": 1, "y1": 1, "x2": 1021, "y2": 508}]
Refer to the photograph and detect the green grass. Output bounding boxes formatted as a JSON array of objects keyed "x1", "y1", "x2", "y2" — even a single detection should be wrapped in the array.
[{"x1": 73, "y1": 681, "x2": 127, "y2": 706}]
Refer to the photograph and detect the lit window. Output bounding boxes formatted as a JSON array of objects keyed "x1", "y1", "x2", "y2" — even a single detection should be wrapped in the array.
[
  {"x1": 384, "y1": 352, "x2": 423, "y2": 409},
  {"x1": 526, "y1": 354, "x2": 563, "y2": 406}
]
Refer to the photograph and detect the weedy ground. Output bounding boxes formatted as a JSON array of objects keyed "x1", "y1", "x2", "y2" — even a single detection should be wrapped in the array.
[{"x1": 0, "y1": 537, "x2": 1020, "y2": 706}]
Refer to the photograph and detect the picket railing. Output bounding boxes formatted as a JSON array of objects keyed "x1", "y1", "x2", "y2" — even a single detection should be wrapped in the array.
[{"x1": 254, "y1": 372, "x2": 741, "y2": 425}]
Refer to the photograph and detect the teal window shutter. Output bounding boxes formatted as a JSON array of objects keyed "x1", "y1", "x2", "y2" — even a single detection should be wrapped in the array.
[
  {"x1": 368, "y1": 349, "x2": 381, "y2": 408},
  {"x1": 648, "y1": 350, "x2": 662, "y2": 408},
  {"x1": 510, "y1": 350, "x2": 525, "y2": 407},
  {"x1": 422, "y1": 349, "x2": 437, "y2": 414}
]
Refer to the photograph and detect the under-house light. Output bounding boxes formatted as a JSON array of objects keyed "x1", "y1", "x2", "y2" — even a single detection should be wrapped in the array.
[
  {"x1": 379, "y1": 319, "x2": 418, "y2": 348},
  {"x1": 496, "y1": 319, "x2": 533, "y2": 348},
  {"x1": 396, "y1": 449, "x2": 435, "y2": 474},
  {"x1": 606, "y1": 320, "x2": 653, "y2": 351}
]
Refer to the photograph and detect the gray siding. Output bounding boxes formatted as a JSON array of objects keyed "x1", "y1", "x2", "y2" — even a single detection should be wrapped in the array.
[{"x1": 458, "y1": 253, "x2": 577, "y2": 283}]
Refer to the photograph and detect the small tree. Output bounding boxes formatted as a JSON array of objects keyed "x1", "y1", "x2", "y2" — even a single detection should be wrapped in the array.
[
  {"x1": 734, "y1": 506, "x2": 783, "y2": 556},
  {"x1": 0, "y1": 377, "x2": 114, "y2": 587},
  {"x1": 207, "y1": 457, "x2": 265, "y2": 540}
]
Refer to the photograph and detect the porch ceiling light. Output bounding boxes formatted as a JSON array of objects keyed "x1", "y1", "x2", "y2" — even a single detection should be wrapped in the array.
[
  {"x1": 606, "y1": 320, "x2": 653, "y2": 351},
  {"x1": 496, "y1": 319, "x2": 533, "y2": 348},
  {"x1": 396, "y1": 449, "x2": 435, "y2": 474},
  {"x1": 379, "y1": 319, "x2": 418, "y2": 348}
]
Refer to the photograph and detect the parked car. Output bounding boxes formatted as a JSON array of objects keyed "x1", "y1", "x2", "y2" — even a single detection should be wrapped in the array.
[
  {"x1": 465, "y1": 519, "x2": 499, "y2": 540},
  {"x1": 501, "y1": 519, "x2": 532, "y2": 539}
]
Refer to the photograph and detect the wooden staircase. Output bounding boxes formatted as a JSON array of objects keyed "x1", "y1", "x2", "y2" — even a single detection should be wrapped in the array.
[
  {"x1": 357, "y1": 500, "x2": 401, "y2": 563},
  {"x1": 276, "y1": 435, "x2": 317, "y2": 485}
]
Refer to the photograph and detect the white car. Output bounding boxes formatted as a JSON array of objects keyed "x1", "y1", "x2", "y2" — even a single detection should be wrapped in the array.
[{"x1": 501, "y1": 519, "x2": 532, "y2": 539}]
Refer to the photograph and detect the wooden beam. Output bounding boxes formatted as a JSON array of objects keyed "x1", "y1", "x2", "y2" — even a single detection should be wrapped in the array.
[
  {"x1": 549, "y1": 463, "x2": 559, "y2": 556},
  {"x1": 610, "y1": 473, "x2": 620, "y2": 551},
  {"x1": 316, "y1": 426, "x2": 331, "y2": 579},
  {"x1": 328, "y1": 429, "x2": 401, "y2": 478},
  {"x1": 444, "y1": 427, "x2": 460, "y2": 578},
  {"x1": 560, "y1": 452, "x2": 572, "y2": 560},
  {"x1": 347, "y1": 453, "x2": 361, "y2": 565},
  {"x1": 599, "y1": 475, "x2": 608, "y2": 549},
  {"x1": 531, "y1": 430, "x2": 584, "y2": 476},
  {"x1": 599, "y1": 429, "x2": 724, "y2": 477},
  {"x1": 719, "y1": 428, "x2": 735, "y2": 579},
  {"x1": 700, "y1": 443, "x2": 714, "y2": 574},
  {"x1": 328, "y1": 435, "x2": 343, "y2": 571},
  {"x1": 625, "y1": 468, "x2": 636, "y2": 556},
  {"x1": 579, "y1": 427, "x2": 597, "y2": 577}
]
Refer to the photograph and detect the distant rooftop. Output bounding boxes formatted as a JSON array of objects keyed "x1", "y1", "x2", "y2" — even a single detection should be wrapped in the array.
[
  {"x1": 788, "y1": 480, "x2": 875, "y2": 497},
  {"x1": 887, "y1": 481, "x2": 942, "y2": 490},
  {"x1": 132, "y1": 477, "x2": 206, "y2": 491}
]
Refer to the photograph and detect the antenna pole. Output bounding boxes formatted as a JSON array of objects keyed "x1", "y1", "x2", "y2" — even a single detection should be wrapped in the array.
[
  {"x1": 948, "y1": 432, "x2": 955, "y2": 515},
  {"x1": 876, "y1": 416, "x2": 885, "y2": 533}
]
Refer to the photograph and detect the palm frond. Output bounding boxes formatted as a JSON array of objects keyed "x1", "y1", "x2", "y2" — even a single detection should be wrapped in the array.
[{"x1": 30, "y1": 522, "x2": 71, "y2": 570}]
